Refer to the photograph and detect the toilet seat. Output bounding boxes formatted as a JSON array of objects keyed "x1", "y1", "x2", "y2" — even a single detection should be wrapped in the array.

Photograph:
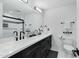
[{"x1": 64, "y1": 45, "x2": 75, "y2": 51}]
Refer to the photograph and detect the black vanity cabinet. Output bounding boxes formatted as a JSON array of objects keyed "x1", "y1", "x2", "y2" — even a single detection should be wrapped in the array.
[
  {"x1": 40, "y1": 36, "x2": 52, "y2": 58},
  {"x1": 21, "y1": 41, "x2": 41, "y2": 58},
  {"x1": 9, "y1": 35, "x2": 52, "y2": 58}
]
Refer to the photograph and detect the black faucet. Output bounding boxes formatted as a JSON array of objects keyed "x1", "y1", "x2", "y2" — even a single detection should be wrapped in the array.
[
  {"x1": 20, "y1": 31, "x2": 25, "y2": 40},
  {"x1": 38, "y1": 28, "x2": 43, "y2": 34},
  {"x1": 13, "y1": 31, "x2": 18, "y2": 41}
]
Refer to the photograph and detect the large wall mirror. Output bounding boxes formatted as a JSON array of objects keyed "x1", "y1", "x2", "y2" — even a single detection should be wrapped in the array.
[{"x1": 2, "y1": 15, "x2": 24, "y2": 39}]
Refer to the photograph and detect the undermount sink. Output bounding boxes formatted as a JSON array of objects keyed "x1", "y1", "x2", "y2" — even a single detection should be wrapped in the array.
[{"x1": 0, "y1": 37, "x2": 15, "y2": 44}]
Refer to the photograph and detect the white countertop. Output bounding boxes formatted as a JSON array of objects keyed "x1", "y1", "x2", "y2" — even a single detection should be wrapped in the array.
[{"x1": 0, "y1": 32, "x2": 52, "y2": 58}]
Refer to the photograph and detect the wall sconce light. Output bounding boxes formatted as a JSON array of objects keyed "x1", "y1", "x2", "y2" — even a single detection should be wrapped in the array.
[
  {"x1": 34, "y1": 6, "x2": 42, "y2": 13},
  {"x1": 19, "y1": 0, "x2": 28, "y2": 4}
]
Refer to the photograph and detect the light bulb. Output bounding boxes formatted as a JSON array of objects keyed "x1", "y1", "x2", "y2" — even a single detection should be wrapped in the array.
[
  {"x1": 19, "y1": 0, "x2": 28, "y2": 3},
  {"x1": 34, "y1": 6, "x2": 42, "y2": 13}
]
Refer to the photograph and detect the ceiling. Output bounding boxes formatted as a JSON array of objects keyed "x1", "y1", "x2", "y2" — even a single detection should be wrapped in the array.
[
  {"x1": 1, "y1": 0, "x2": 76, "y2": 16},
  {"x1": 35, "y1": 0, "x2": 76, "y2": 10},
  {"x1": 2, "y1": 0, "x2": 35, "y2": 17}
]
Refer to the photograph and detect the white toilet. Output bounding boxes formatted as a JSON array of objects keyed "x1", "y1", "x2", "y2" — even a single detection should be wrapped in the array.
[{"x1": 62, "y1": 36, "x2": 75, "y2": 56}]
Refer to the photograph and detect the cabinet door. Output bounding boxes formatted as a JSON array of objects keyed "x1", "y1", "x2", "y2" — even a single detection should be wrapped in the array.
[
  {"x1": 21, "y1": 43, "x2": 41, "y2": 58},
  {"x1": 23, "y1": 51, "x2": 36, "y2": 58},
  {"x1": 47, "y1": 35, "x2": 52, "y2": 49},
  {"x1": 34, "y1": 46, "x2": 41, "y2": 58},
  {"x1": 40, "y1": 47, "x2": 48, "y2": 58},
  {"x1": 40, "y1": 36, "x2": 51, "y2": 50},
  {"x1": 40, "y1": 35, "x2": 52, "y2": 58},
  {"x1": 24, "y1": 46, "x2": 41, "y2": 58}
]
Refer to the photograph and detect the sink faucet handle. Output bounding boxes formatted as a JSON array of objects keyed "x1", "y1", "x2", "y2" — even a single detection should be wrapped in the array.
[
  {"x1": 13, "y1": 31, "x2": 18, "y2": 41},
  {"x1": 20, "y1": 31, "x2": 25, "y2": 40}
]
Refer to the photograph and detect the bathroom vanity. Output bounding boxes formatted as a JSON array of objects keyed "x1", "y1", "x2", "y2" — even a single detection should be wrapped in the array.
[
  {"x1": 0, "y1": 32, "x2": 52, "y2": 58},
  {"x1": 10, "y1": 35, "x2": 52, "y2": 58}
]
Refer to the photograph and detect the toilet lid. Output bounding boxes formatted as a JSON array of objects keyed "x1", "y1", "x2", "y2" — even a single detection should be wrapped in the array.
[{"x1": 64, "y1": 45, "x2": 75, "y2": 51}]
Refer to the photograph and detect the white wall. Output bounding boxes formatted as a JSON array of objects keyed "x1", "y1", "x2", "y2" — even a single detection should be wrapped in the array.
[
  {"x1": 0, "y1": 2, "x2": 3, "y2": 38},
  {"x1": 77, "y1": 0, "x2": 79, "y2": 49},
  {"x1": 24, "y1": 12, "x2": 43, "y2": 32},
  {"x1": 44, "y1": 4, "x2": 76, "y2": 50}
]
